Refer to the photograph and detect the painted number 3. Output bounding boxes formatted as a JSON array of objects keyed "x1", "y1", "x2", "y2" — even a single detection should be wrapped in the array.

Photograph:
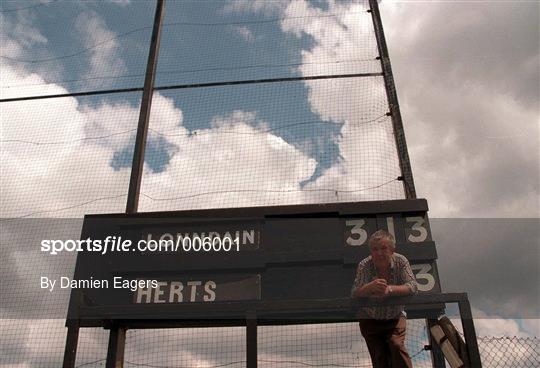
[
  {"x1": 411, "y1": 263, "x2": 435, "y2": 292},
  {"x1": 406, "y1": 216, "x2": 428, "y2": 242},
  {"x1": 345, "y1": 219, "x2": 368, "y2": 246}
]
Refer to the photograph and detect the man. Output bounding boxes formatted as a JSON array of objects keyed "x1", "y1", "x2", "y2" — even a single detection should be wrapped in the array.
[{"x1": 351, "y1": 230, "x2": 418, "y2": 368}]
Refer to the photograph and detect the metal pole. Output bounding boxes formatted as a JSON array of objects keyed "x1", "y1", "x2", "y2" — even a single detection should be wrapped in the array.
[
  {"x1": 459, "y1": 300, "x2": 483, "y2": 367},
  {"x1": 62, "y1": 323, "x2": 80, "y2": 368},
  {"x1": 246, "y1": 311, "x2": 258, "y2": 368},
  {"x1": 106, "y1": 326, "x2": 127, "y2": 368},
  {"x1": 126, "y1": 0, "x2": 166, "y2": 214},
  {"x1": 368, "y1": 2, "x2": 446, "y2": 367},
  {"x1": 104, "y1": 1, "x2": 165, "y2": 366},
  {"x1": 368, "y1": 0, "x2": 416, "y2": 199}
]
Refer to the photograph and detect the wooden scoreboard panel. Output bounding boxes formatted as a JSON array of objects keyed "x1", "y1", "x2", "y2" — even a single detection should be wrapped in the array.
[
  {"x1": 343, "y1": 212, "x2": 440, "y2": 294},
  {"x1": 68, "y1": 199, "x2": 442, "y2": 323}
]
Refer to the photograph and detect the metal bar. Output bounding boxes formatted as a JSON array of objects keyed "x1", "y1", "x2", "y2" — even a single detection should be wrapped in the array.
[
  {"x1": 155, "y1": 72, "x2": 383, "y2": 91},
  {"x1": 78, "y1": 293, "x2": 464, "y2": 318},
  {"x1": 0, "y1": 87, "x2": 144, "y2": 103},
  {"x1": 86, "y1": 198, "x2": 428, "y2": 219},
  {"x1": 368, "y1": 0, "x2": 416, "y2": 199},
  {"x1": 62, "y1": 325, "x2": 79, "y2": 368},
  {"x1": 458, "y1": 299, "x2": 483, "y2": 367},
  {"x1": 426, "y1": 318, "x2": 447, "y2": 368},
  {"x1": 105, "y1": 326, "x2": 127, "y2": 368},
  {"x1": 107, "y1": 1, "x2": 165, "y2": 366},
  {"x1": 246, "y1": 311, "x2": 258, "y2": 368},
  {"x1": 126, "y1": 0, "x2": 165, "y2": 214},
  {"x1": 0, "y1": 73, "x2": 383, "y2": 103}
]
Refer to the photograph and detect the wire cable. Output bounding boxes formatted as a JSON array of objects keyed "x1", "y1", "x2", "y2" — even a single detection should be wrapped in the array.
[
  {"x1": 0, "y1": 115, "x2": 387, "y2": 146},
  {"x1": 0, "y1": 0, "x2": 57, "y2": 13},
  {"x1": 124, "y1": 359, "x2": 245, "y2": 368},
  {"x1": 0, "y1": 128, "x2": 137, "y2": 145},
  {"x1": 1, "y1": 58, "x2": 376, "y2": 89},
  {"x1": 1, "y1": 179, "x2": 398, "y2": 219},
  {"x1": 0, "y1": 193, "x2": 127, "y2": 220},
  {"x1": 139, "y1": 178, "x2": 398, "y2": 202},
  {"x1": 0, "y1": 12, "x2": 365, "y2": 63},
  {"x1": 0, "y1": 26, "x2": 152, "y2": 63},
  {"x1": 257, "y1": 359, "x2": 373, "y2": 367}
]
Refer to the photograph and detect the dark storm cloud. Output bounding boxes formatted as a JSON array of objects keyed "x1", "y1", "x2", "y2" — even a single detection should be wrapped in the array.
[
  {"x1": 387, "y1": 2, "x2": 539, "y2": 109},
  {"x1": 381, "y1": 0, "x2": 539, "y2": 217},
  {"x1": 432, "y1": 218, "x2": 539, "y2": 319}
]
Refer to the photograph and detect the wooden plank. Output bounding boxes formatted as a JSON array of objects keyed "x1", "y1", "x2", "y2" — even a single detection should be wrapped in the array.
[{"x1": 430, "y1": 324, "x2": 464, "y2": 368}]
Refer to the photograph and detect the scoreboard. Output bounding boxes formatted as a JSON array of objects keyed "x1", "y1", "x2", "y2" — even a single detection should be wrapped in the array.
[{"x1": 68, "y1": 199, "x2": 442, "y2": 324}]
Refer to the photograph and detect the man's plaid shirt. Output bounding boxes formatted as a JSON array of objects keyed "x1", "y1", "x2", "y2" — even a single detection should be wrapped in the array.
[{"x1": 351, "y1": 253, "x2": 418, "y2": 320}]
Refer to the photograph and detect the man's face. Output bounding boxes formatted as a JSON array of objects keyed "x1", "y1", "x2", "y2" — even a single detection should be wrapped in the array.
[{"x1": 370, "y1": 238, "x2": 394, "y2": 269}]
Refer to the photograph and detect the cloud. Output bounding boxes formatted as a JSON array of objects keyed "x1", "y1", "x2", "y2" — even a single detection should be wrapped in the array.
[
  {"x1": 108, "y1": 0, "x2": 131, "y2": 6},
  {"x1": 139, "y1": 110, "x2": 317, "y2": 211},
  {"x1": 379, "y1": 0, "x2": 539, "y2": 217},
  {"x1": 74, "y1": 10, "x2": 127, "y2": 88},
  {"x1": 235, "y1": 26, "x2": 255, "y2": 43},
  {"x1": 222, "y1": 0, "x2": 289, "y2": 15},
  {"x1": 277, "y1": 0, "x2": 403, "y2": 201},
  {"x1": 0, "y1": 11, "x2": 47, "y2": 58},
  {"x1": 0, "y1": 8, "x2": 62, "y2": 89},
  {"x1": 0, "y1": 74, "x2": 130, "y2": 218},
  {"x1": 274, "y1": 0, "x2": 539, "y2": 218}
]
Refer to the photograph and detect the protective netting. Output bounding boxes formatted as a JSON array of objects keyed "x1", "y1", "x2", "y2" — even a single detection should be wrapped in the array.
[
  {"x1": 138, "y1": 77, "x2": 403, "y2": 213},
  {"x1": 477, "y1": 336, "x2": 540, "y2": 368},
  {"x1": 2, "y1": 321, "x2": 540, "y2": 367},
  {"x1": 257, "y1": 321, "x2": 432, "y2": 368},
  {"x1": 0, "y1": 1, "x2": 154, "y2": 97}
]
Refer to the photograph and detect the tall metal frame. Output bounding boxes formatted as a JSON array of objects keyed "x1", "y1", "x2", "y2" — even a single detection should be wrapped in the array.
[
  {"x1": 62, "y1": 1, "x2": 165, "y2": 367},
  {"x1": 60, "y1": 1, "x2": 477, "y2": 367},
  {"x1": 368, "y1": 0, "x2": 443, "y2": 365}
]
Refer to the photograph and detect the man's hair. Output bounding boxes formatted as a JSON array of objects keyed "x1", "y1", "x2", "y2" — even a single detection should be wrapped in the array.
[{"x1": 368, "y1": 229, "x2": 396, "y2": 250}]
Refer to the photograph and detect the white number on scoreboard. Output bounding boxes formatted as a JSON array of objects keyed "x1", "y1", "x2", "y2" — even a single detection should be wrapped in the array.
[
  {"x1": 411, "y1": 263, "x2": 436, "y2": 292},
  {"x1": 345, "y1": 219, "x2": 368, "y2": 246},
  {"x1": 405, "y1": 216, "x2": 429, "y2": 243}
]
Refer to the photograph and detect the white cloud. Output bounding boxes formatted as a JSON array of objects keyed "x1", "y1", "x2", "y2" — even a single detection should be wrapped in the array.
[
  {"x1": 108, "y1": 0, "x2": 131, "y2": 6},
  {"x1": 0, "y1": 12, "x2": 47, "y2": 58},
  {"x1": 277, "y1": 0, "x2": 403, "y2": 201},
  {"x1": 139, "y1": 110, "x2": 317, "y2": 211},
  {"x1": 222, "y1": 0, "x2": 289, "y2": 15},
  {"x1": 1, "y1": 62, "x2": 317, "y2": 218},
  {"x1": 74, "y1": 10, "x2": 127, "y2": 88},
  {"x1": 273, "y1": 0, "x2": 539, "y2": 217},
  {"x1": 235, "y1": 26, "x2": 255, "y2": 43},
  {"x1": 521, "y1": 319, "x2": 540, "y2": 336},
  {"x1": 0, "y1": 65, "x2": 130, "y2": 218}
]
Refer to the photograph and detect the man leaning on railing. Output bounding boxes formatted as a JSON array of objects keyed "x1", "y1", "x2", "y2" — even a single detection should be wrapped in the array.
[{"x1": 351, "y1": 230, "x2": 418, "y2": 368}]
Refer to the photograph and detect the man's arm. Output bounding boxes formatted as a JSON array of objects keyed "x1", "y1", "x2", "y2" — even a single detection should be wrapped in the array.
[
  {"x1": 386, "y1": 284, "x2": 413, "y2": 296},
  {"x1": 351, "y1": 262, "x2": 387, "y2": 298},
  {"x1": 352, "y1": 279, "x2": 387, "y2": 298},
  {"x1": 387, "y1": 256, "x2": 418, "y2": 296}
]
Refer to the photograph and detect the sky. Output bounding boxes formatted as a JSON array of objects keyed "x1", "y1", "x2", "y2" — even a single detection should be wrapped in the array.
[{"x1": 0, "y1": 0, "x2": 539, "y2": 367}]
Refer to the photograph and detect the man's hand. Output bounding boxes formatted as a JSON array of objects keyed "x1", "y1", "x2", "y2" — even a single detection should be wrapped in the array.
[{"x1": 368, "y1": 279, "x2": 388, "y2": 296}]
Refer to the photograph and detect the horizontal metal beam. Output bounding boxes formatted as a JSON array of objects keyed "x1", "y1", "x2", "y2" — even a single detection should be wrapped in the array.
[
  {"x1": 155, "y1": 72, "x2": 383, "y2": 91},
  {"x1": 0, "y1": 72, "x2": 382, "y2": 103},
  {"x1": 85, "y1": 198, "x2": 428, "y2": 220},
  {"x1": 78, "y1": 293, "x2": 467, "y2": 321},
  {"x1": 0, "y1": 87, "x2": 143, "y2": 103}
]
